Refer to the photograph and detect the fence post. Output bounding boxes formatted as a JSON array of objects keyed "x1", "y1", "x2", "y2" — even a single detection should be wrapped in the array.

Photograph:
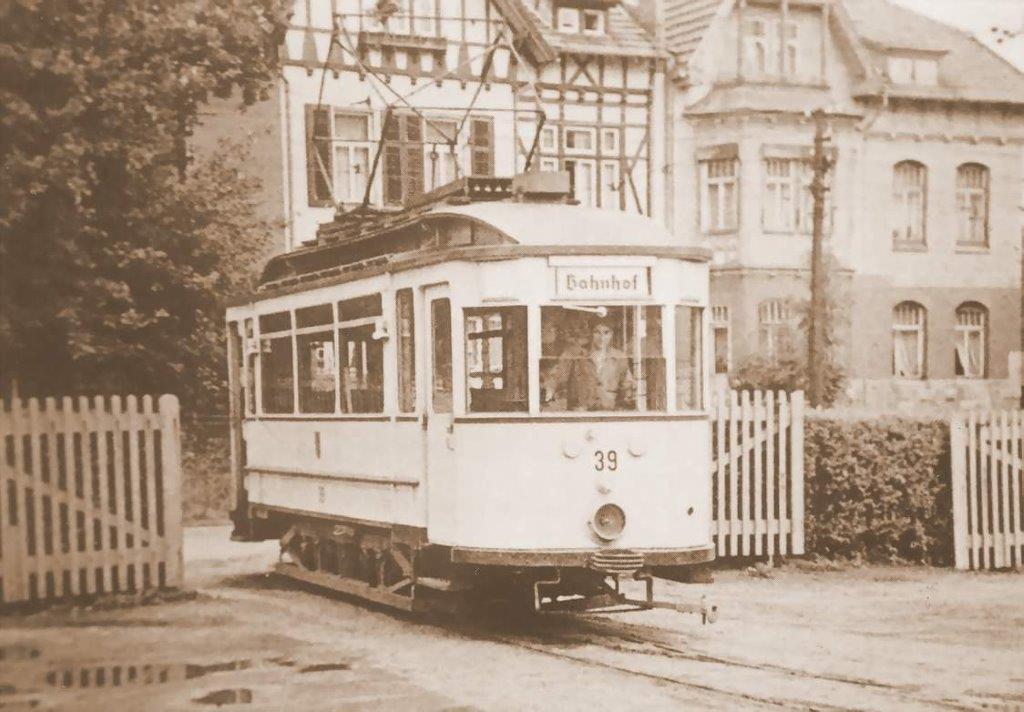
[
  {"x1": 790, "y1": 391, "x2": 805, "y2": 556},
  {"x1": 158, "y1": 395, "x2": 183, "y2": 589},
  {"x1": 949, "y1": 415, "x2": 970, "y2": 570}
]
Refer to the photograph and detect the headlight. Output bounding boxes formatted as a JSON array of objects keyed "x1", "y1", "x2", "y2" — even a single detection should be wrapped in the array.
[{"x1": 591, "y1": 503, "x2": 626, "y2": 541}]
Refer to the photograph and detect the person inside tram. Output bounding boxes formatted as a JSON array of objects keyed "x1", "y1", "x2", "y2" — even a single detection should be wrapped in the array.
[{"x1": 543, "y1": 317, "x2": 636, "y2": 411}]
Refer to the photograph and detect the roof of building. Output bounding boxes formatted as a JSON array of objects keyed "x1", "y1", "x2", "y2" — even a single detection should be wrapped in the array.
[
  {"x1": 663, "y1": 0, "x2": 1024, "y2": 106},
  {"x1": 842, "y1": 0, "x2": 1024, "y2": 104},
  {"x1": 663, "y1": 0, "x2": 722, "y2": 67},
  {"x1": 504, "y1": 0, "x2": 659, "y2": 59}
]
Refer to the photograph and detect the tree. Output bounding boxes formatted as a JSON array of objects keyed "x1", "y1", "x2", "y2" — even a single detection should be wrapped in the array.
[{"x1": 0, "y1": 0, "x2": 288, "y2": 411}]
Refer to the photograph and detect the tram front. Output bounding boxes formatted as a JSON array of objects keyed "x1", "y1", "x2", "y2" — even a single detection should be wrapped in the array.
[{"x1": 421, "y1": 201, "x2": 715, "y2": 618}]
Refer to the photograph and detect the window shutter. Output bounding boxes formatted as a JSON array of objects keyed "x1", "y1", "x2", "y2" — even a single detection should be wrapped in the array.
[
  {"x1": 404, "y1": 143, "x2": 425, "y2": 199},
  {"x1": 470, "y1": 118, "x2": 494, "y2": 176},
  {"x1": 305, "y1": 105, "x2": 333, "y2": 207},
  {"x1": 384, "y1": 144, "x2": 403, "y2": 205}
]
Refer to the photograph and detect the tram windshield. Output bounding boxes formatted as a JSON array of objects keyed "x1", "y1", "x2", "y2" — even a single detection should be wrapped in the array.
[{"x1": 540, "y1": 306, "x2": 665, "y2": 413}]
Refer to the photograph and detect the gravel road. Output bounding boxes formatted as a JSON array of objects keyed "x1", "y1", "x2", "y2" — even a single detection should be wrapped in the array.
[{"x1": 0, "y1": 526, "x2": 1021, "y2": 711}]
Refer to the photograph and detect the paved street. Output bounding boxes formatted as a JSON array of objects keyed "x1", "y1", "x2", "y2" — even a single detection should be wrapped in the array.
[{"x1": 0, "y1": 526, "x2": 1021, "y2": 711}]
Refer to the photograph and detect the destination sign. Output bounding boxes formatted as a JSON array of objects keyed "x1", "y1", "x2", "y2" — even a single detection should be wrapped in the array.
[{"x1": 554, "y1": 266, "x2": 650, "y2": 299}]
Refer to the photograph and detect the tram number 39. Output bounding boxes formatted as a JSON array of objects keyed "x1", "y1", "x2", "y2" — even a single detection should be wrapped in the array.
[{"x1": 594, "y1": 450, "x2": 618, "y2": 472}]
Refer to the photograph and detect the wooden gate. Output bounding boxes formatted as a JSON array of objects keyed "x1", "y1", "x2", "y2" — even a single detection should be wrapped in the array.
[
  {"x1": 710, "y1": 390, "x2": 805, "y2": 559},
  {"x1": 0, "y1": 395, "x2": 183, "y2": 604},
  {"x1": 950, "y1": 411, "x2": 1024, "y2": 570}
]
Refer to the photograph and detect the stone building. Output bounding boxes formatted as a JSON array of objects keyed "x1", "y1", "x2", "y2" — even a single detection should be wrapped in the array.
[{"x1": 663, "y1": 0, "x2": 1024, "y2": 408}]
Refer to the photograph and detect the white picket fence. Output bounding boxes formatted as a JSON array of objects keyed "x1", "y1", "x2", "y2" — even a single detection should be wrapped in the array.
[
  {"x1": 0, "y1": 395, "x2": 183, "y2": 604},
  {"x1": 950, "y1": 411, "x2": 1024, "y2": 570},
  {"x1": 710, "y1": 390, "x2": 805, "y2": 559}
]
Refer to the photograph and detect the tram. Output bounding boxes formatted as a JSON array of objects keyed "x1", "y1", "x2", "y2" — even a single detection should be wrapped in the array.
[{"x1": 224, "y1": 171, "x2": 716, "y2": 620}]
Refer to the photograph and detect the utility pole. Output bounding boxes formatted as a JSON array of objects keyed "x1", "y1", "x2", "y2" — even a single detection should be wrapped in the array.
[{"x1": 807, "y1": 109, "x2": 833, "y2": 408}]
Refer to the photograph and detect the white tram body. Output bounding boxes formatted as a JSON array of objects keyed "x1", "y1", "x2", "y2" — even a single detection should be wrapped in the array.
[{"x1": 225, "y1": 174, "x2": 714, "y2": 615}]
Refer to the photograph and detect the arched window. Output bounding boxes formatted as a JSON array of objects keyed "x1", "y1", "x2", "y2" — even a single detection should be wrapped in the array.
[
  {"x1": 892, "y1": 161, "x2": 927, "y2": 247},
  {"x1": 758, "y1": 300, "x2": 795, "y2": 359},
  {"x1": 956, "y1": 163, "x2": 989, "y2": 247},
  {"x1": 892, "y1": 301, "x2": 926, "y2": 378},
  {"x1": 954, "y1": 303, "x2": 987, "y2": 378}
]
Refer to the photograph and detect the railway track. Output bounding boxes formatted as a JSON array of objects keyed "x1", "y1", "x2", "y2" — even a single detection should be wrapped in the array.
[
  {"x1": 252, "y1": 573, "x2": 1019, "y2": 711},
  {"x1": 453, "y1": 613, "x2": 1010, "y2": 711}
]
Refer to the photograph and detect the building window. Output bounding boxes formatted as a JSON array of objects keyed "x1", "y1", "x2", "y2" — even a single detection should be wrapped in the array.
[
  {"x1": 700, "y1": 159, "x2": 738, "y2": 233},
  {"x1": 744, "y1": 18, "x2": 770, "y2": 75},
  {"x1": 564, "y1": 127, "x2": 596, "y2": 155},
  {"x1": 582, "y1": 9, "x2": 604, "y2": 35},
  {"x1": 743, "y1": 18, "x2": 799, "y2": 77},
  {"x1": 413, "y1": 0, "x2": 437, "y2": 35},
  {"x1": 602, "y1": 129, "x2": 619, "y2": 154},
  {"x1": 763, "y1": 158, "x2": 811, "y2": 233},
  {"x1": 758, "y1": 300, "x2": 795, "y2": 359},
  {"x1": 337, "y1": 295, "x2": 384, "y2": 413},
  {"x1": 469, "y1": 118, "x2": 494, "y2": 176},
  {"x1": 539, "y1": 126, "x2": 556, "y2": 152},
  {"x1": 565, "y1": 158, "x2": 596, "y2": 207},
  {"x1": 887, "y1": 55, "x2": 938, "y2": 85},
  {"x1": 396, "y1": 289, "x2": 416, "y2": 413},
  {"x1": 383, "y1": 114, "x2": 425, "y2": 206},
  {"x1": 333, "y1": 112, "x2": 372, "y2": 204},
  {"x1": 892, "y1": 160, "x2": 927, "y2": 247},
  {"x1": 556, "y1": 7, "x2": 579, "y2": 33},
  {"x1": 424, "y1": 119, "x2": 458, "y2": 191},
  {"x1": 955, "y1": 303, "x2": 987, "y2": 378},
  {"x1": 711, "y1": 306, "x2": 730, "y2": 375},
  {"x1": 306, "y1": 106, "x2": 334, "y2": 207},
  {"x1": 956, "y1": 163, "x2": 989, "y2": 247},
  {"x1": 893, "y1": 301, "x2": 927, "y2": 379},
  {"x1": 464, "y1": 307, "x2": 529, "y2": 413},
  {"x1": 600, "y1": 160, "x2": 620, "y2": 210}
]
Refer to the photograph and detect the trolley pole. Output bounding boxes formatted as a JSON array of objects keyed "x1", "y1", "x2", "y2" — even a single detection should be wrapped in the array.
[{"x1": 807, "y1": 109, "x2": 833, "y2": 408}]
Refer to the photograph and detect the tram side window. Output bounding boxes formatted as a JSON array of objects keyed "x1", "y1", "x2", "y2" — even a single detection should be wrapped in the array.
[
  {"x1": 244, "y1": 319, "x2": 256, "y2": 416},
  {"x1": 296, "y1": 304, "x2": 336, "y2": 414},
  {"x1": 431, "y1": 298, "x2": 453, "y2": 413},
  {"x1": 675, "y1": 306, "x2": 704, "y2": 410},
  {"x1": 338, "y1": 294, "x2": 384, "y2": 414},
  {"x1": 464, "y1": 307, "x2": 528, "y2": 413},
  {"x1": 396, "y1": 289, "x2": 416, "y2": 413},
  {"x1": 540, "y1": 305, "x2": 665, "y2": 412},
  {"x1": 259, "y1": 311, "x2": 295, "y2": 414}
]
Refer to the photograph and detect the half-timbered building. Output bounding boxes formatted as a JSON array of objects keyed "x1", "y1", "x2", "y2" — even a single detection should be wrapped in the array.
[{"x1": 196, "y1": 0, "x2": 670, "y2": 247}]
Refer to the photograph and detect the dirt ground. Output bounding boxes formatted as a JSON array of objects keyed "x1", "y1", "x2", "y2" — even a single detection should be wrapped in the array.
[{"x1": 0, "y1": 526, "x2": 1021, "y2": 711}]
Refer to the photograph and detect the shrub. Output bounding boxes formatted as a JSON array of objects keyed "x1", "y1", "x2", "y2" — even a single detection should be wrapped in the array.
[
  {"x1": 181, "y1": 419, "x2": 232, "y2": 525},
  {"x1": 803, "y1": 415, "x2": 952, "y2": 565}
]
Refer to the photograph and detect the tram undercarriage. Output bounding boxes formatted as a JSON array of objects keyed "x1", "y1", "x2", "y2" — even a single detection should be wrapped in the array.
[{"x1": 246, "y1": 507, "x2": 717, "y2": 623}]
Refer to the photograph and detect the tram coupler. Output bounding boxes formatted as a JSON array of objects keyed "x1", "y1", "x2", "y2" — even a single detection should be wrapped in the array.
[{"x1": 622, "y1": 574, "x2": 718, "y2": 624}]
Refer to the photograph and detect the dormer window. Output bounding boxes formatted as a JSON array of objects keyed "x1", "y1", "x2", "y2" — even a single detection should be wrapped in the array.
[
  {"x1": 556, "y1": 7, "x2": 580, "y2": 33},
  {"x1": 582, "y1": 9, "x2": 604, "y2": 34},
  {"x1": 555, "y1": 5, "x2": 606, "y2": 35},
  {"x1": 887, "y1": 55, "x2": 939, "y2": 85}
]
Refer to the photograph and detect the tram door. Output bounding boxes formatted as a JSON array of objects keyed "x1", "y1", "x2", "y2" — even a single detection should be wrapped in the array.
[{"x1": 423, "y1": 285, "x2": 458, "y2": 543}]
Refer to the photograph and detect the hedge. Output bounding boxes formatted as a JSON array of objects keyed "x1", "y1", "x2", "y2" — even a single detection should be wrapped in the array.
[
  {"x1": 804, "y1": 415, "x2": 953, "y2": 565},
  {"x1": 181, "y1": 419, "x2": 233, "y2": 525}
]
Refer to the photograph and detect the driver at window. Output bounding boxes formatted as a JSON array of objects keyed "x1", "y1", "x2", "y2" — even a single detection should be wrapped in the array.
[{"x1": 544, "y1": 319, "x2": 635, "y2": 411}]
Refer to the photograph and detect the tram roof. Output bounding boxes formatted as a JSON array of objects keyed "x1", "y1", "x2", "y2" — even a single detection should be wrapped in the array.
[
  {"x1": 247, "y1": 175, "x2": 709, "y2": 301},
  {"x1": 422, "y1": 202, "x2": 679, "y2": 248}
]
